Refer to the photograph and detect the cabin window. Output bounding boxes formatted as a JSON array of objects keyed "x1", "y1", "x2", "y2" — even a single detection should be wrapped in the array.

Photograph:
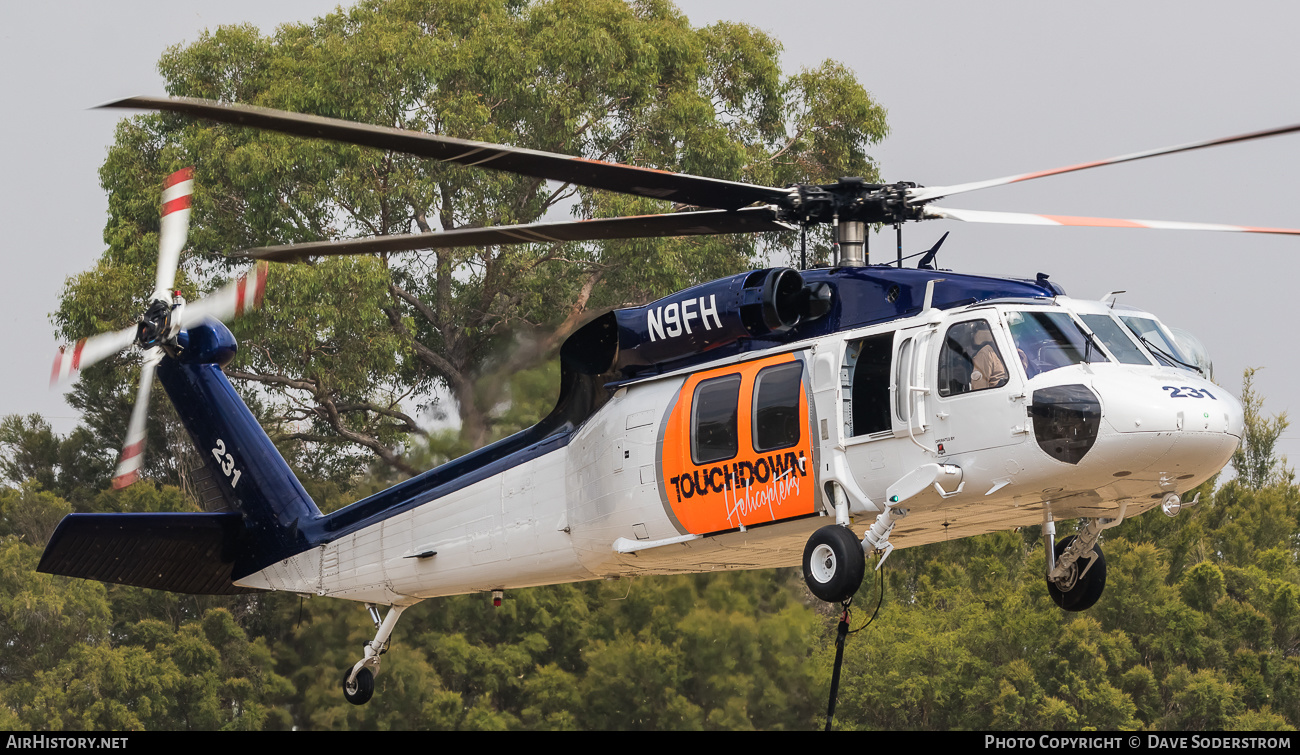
[
  {"x1": 692, "y1": 374, "x2": 742, "y2": 464},
  {"x1": 938, "y1": 319, "x2": 1009, "y2": 397},
  {"x1": 1079, "y1": 314, "x2": 1151, "y2": 365},
  {"x1": 845, "y1": 333, "x2": 893, "y2": 436},
  {"x1": 1008, "y1": 311, "x2": 1110, "y2": 379},
  {"x1": 753, "y1": 362, "x2": 802, "y2": 452}
]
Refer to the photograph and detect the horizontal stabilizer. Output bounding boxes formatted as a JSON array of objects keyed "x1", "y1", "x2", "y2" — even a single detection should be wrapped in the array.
[{"x1": 37, "y1": 512, "x2": 258, "y2": 595}]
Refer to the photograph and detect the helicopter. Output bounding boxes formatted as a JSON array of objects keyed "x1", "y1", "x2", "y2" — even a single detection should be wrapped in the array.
[{"x1": 38, "y1": 95, "x2": 1299, "y2": 706}]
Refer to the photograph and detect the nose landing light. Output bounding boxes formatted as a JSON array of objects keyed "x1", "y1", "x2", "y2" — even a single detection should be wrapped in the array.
[{"x1": 1161, "y1": 491, "x2": 1201, "y2": 517}]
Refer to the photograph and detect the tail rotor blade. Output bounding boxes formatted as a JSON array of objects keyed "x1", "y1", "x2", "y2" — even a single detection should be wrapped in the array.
[
  {"x1": 180, "y1": 261, "x2": 269, "y2": 327},
  {"x1": 50, "y1": 324, "x2": 139, "y2": 386},
  {"x1": 112, "y1": 347, "x2": 162, "y2": 490},
  {"x1": 153, "y1": 167, "x2": 194, "y2": 302}
]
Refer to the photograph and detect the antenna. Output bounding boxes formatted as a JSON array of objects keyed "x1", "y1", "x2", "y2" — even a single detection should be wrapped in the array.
[{"x1": 916, "y1": 232, "x2": 950, "y2": 270}]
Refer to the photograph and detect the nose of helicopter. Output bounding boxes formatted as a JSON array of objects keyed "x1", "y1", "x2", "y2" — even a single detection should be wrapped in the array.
[
  {"x1": 1096, "y1": 370, "x2": 1244, "y2": 437},
  {"x1": 1077, "y1": 368, "x2": 1244, "y2": 487}
]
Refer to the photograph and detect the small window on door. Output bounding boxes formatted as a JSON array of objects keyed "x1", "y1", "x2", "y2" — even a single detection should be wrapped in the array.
[
  {"x1": 753, "y1": 362, "x2": 802, "y2": 452},
  {"x1": 938, "y1": 319, "x2": 1009, "y2": 397},
  {"x1": 895, "y1": 337, "x2": 914, "y2": 421},
  {"x1": 692, "y1": 374, "x2": 742, "y2": 464}
]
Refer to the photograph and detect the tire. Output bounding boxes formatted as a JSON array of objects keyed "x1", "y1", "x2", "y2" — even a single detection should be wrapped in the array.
[
  {"x1": 343, "y1": 666, "x2": 375, "y2": 705},
  {"x1": 1047, "y1": 535, "x2": 1106, "y2": 612},
  {"x1": 802, "y1": 525, "x2": 867, "y2": 603}
]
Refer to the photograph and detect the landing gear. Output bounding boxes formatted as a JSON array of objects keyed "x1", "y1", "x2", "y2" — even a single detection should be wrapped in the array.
[
  {"x1": 342, "y1": 666, "x2": 375, "y2": 705},
  {"x1": 803, "y1": 525, "x2": 866, "y2": 603},
  {"x1": 1042, "y1": 504, "x2": 1124, "y2": 612},
  {"x1": 342, "y1": 603, "x2": 408, "y2": 705},
  {"x1": 1046, "y1": 535, "x2": 1107, "y2": 612}
]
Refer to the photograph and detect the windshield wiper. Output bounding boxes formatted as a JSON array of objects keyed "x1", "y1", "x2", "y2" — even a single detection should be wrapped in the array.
[
  {"x1": 1069, "y1": 319, "x2": 1103, "y2": 364},
  {"x1": 1139, "y1": 335, "x2": 1204, "y2": 377}
]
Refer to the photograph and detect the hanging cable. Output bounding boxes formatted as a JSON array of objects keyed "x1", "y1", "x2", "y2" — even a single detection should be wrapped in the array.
[
  {"x1": 824, "y1": 597, "x2": 852, "y2": 732},
  {"x1": 824, "y1": 563, "x2": 886, "y2": 730}
]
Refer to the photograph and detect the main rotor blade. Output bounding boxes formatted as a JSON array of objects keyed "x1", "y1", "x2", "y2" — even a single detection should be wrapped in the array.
[
  {"x1": 180, "y1": 262, "x2": 269, "y2": 326},
  {"x1": 910, "y1": 122, "x2": 1300, "y2": 203},
  {"x1": 924, "y1": 205, "x2": 1300, "y2": 236},
  {"x1": 50, "y1": 325, "x2": 138, "y2": 386},
  {"x1": 233, "y1": 207, "x2": 792, "y2": 263},
  {"x1": 103, "y1": 96, "x2": 789, "y2": 211},
  {"x1": 112, "y1": 347, "x2": 162, "y2": 489},
  {"x1": 153, "y1": 167, "x2": 193, "y2": 302}
]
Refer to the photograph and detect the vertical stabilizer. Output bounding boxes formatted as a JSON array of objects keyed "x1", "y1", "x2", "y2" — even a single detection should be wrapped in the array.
[{"x1": 159, "y1": 320, "x2": 322, "y2": 578}]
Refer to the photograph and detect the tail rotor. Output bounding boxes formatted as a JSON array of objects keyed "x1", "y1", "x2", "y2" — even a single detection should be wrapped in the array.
[{"x1": 51, "y1": 167, "x2": 269, "y2": 489}]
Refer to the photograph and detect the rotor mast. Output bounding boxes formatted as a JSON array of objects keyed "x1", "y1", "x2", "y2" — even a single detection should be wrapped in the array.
[{"x1": 787, "y1": 178, "x2": 923, "y2": 268}]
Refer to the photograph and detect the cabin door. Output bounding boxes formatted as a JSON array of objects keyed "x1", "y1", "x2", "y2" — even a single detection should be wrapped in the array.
[
  {"x1": 656, "y1": 352, "x2": 818, "y2": 535},
  {"x1": 891, "y1": 324, "x2": 937, "y2": 445},
  {"x1": 927, "y1": 312, "x2": 1028, "y2": 457}
]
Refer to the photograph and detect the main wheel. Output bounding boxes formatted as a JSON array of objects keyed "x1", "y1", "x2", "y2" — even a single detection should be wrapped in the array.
[
  {"x1": 1047, "y1": 535, "x2": 1106, "y2": 612},
  {"x1": 343, "y1": 666, "x2": 375, "y2": 705},
  {"x1": 803, "y1": 525, "x2": 866, "y2": 603}
]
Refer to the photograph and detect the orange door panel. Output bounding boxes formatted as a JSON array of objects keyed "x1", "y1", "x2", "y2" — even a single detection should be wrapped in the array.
[{"x1": 658, "y1": 353, "x2": 816, "y2": 535}]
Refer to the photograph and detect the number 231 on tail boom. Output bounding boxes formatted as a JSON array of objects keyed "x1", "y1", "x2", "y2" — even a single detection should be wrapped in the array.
[{"x1": 43, "y1": 96, "x2": 1293, "y2": 705}]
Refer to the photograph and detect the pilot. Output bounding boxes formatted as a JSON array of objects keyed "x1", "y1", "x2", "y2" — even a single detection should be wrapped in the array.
[{"x1": 968, "y1": 323, "x2": 1008, "y2": 390}]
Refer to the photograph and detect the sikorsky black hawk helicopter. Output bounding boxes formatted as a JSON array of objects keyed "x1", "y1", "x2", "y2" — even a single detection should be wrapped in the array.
[{"x1": 40, "y1": 96, "x2": 1300, "y2": 705}]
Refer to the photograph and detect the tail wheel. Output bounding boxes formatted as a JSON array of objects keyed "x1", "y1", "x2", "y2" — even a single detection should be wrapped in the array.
[
  {"x1": 343, "y1": 666, "x2": 375, "y2": 705},
  {"x1": 803, "y1": 525, "x2": 866, "y2": 603},
  {"x1": 1047, "y1": 535, "x2": 1107, "y2": 612}
]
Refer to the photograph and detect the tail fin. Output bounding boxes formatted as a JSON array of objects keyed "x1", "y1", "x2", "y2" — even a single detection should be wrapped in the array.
[
  {"x1": 40, "y1": 320, "x2": 322, "y2": 593},
  {"x1": 157, "y1": 320, "x2": 322, "y2": 578}
]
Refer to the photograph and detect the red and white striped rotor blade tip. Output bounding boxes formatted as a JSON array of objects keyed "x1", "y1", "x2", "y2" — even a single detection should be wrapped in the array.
[
  {"x1": 924, "y1": 206, "x2": 1300, "y2": 236},
  {"x1": 153, "y1": 167, "x2": 194, "y2": 301},
  {"x1": 111, "y1": 347, "x2": 163, "y2": 490},
  {"x1": 180, "y1": 261, "x2": 269, "y2": 327},
  {"x1": 910, "y1": 122, "x2": 1300, "y2": 203},
  {"x1": 50, "y1": 325, "x2": 138, "y2": 386}
]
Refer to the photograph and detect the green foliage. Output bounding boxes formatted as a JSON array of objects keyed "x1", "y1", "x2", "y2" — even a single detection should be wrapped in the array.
[
  {"x1": 0, "y1": 535, "x2": 112, "y2": 686},
  {"x1": 0, "y1": 415, "x2": 113, "y2": 506},
  {"x1": 1231, "y1": 367, "x2": 1292, "y2": 489}
]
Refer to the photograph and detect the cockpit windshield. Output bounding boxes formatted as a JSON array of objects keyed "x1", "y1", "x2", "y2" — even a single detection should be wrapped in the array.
[
  {"x1": 1119, "y1": 315, "x2": 1202, "y2": 375},
  {"x1": 1078, "y1": 314, "x2": 1151, "y2": 366},
  {"x1": 1007, "y1": 310, "x2": 1109, "y2": 379}
]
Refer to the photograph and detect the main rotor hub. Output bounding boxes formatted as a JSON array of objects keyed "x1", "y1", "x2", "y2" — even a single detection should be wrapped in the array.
[
  {"x1": 784, "y1": 178, "x2": 925, "y2": 227},
  {"x1": 783, "y1": 179, "x2": 929, "y2": 267}
]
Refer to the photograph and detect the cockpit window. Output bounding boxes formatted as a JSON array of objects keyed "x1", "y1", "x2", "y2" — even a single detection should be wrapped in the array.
[
  {"x1": 1008, "y1": 311, "x2": 1109, "y2": 379},
  {"x1": 1079, "y1": 314, "x2": 1152, "y2": 365},
  {"x1": 938, "y1": 319, "x2": 1009, "y2": 397},
  {"x1": 1119, "y1": 316, "x2": 1200, "y2": 374}
]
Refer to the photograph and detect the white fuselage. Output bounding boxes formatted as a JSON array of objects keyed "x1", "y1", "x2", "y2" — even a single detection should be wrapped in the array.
[{"x1": 237, "y1": 297, "x2": 1242, "y2": 605}]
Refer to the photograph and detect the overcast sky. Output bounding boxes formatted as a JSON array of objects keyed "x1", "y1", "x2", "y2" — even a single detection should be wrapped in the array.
[{"x1": 4, "y1": 1, "x2": 1299, "y2": 465}]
